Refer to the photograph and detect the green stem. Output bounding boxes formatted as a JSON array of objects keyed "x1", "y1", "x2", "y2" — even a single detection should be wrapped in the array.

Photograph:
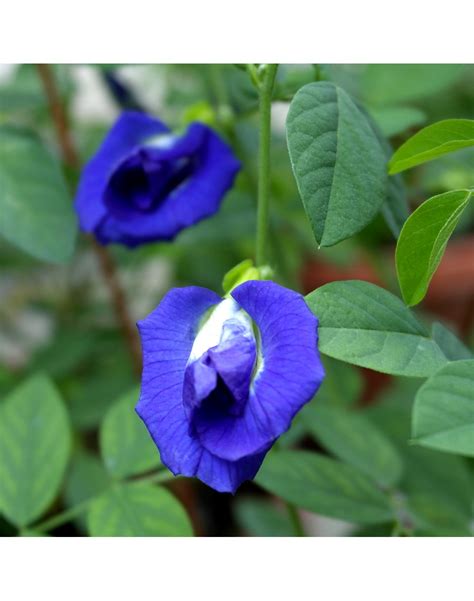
[
  {"x1": 286, "y1": 501, "x2": 306, "y2": 537},
  {"x1": 32, "y1": 470, "x2": 175, "y2": 534},
  {"x1": 34, "y1": 497, "x2": 94, "y2": 534},
  {"x1": 131, "y1": 470, "x2": 177, "y2": 486},
  {"x1": 255, "y1": 64, "x2": 278, "y2": 267}
]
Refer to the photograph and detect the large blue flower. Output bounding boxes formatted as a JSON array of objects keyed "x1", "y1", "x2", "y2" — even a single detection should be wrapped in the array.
[
  {"x1": 136, "y1": 280, "x2": 324, "y2": 493},
  {"x1": 74, "y1": 111, "x2": 240, "y2": 246}
]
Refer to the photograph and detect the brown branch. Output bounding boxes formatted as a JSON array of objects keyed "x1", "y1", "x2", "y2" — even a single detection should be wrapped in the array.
[
  {"x1": 36, "y1": 64, "x2": 78, "y2": 168},
  {"x1": 91, "y1": 240, "x2": 142, "y2": 375},
  {"x1": 36, "y1": 64, "x2": 142, "y2": 376}
]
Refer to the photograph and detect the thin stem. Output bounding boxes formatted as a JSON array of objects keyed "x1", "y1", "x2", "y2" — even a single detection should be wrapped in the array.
[
  {"x1": 91, "y1": 240, "x2": 142, "y2": 375},
  {"x1": 255, "y1": 64, "x2": 278, "y2": 267},
  {"x1": 34, "y1": 497, "x2": 94, "y2": 533},
  {"x1": 286, "y1": 502, "x2": 306, "y2": 537},
  {"x1": 36, "y1": 64, "x2": 77, "y2": 167},
  {"x1": 36, "y1": 64, "x2": 142, "y2": 376},
  {"x1": 131, "y1": 470, "x2": 176, "y2": 486},
  {"x1": 33, "y1": 470, "x2": 175, "y2": 533}
]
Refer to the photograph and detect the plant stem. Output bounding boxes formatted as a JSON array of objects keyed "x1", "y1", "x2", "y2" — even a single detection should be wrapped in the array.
[
  {"x1": 286, "y1": 501, "x2": 306, "y2": 536},
  {"x1": 36, "y1": 64, "x2": 142, "y2": 376},
  {"x1": 32, "y1": 470, "x2": 175, "y2": 533},
  {"x1": 255, "y1": 64, "x2": 278, "y2": 267},
  {"x1": 34, "y1": 497, "x2": 94, "y2": 533},
  {"x1": 92, "y1": 240, "x2": 142, "y2": 376},
  {"x1": 131, "y1": 470, "x2": 176, "y2": 486}
]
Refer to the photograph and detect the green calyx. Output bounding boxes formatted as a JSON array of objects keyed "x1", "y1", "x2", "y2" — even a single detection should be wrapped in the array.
[{"x1": 222, "y1": 259, "x2": 273, "y2": 296}]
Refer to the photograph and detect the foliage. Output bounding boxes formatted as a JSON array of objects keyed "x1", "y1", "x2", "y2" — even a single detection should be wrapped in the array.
[
  {"x1": 0, "y1": 63, "x2": 473, "y2": 537},
  {"x1": 286, "y1": 81, "x2": 387, "y2": 247},
  {"x1": 0, "y1": 126, "x2": 76, "y2": 262},
  {"x1": 395, "y1": 189, "x2": 472, "y2": 305}
]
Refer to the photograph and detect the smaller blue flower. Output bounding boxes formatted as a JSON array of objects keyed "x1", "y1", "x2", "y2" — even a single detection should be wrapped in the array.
[
  {"x1": 75, "y1": 111, "x2": 240, "y2": 247},
  {"x1": 136, "y1": 280, "x2": 325, "y2": 493}
]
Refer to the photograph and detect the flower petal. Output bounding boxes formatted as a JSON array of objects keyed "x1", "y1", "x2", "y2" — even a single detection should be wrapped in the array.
[
  {"x1": 75, "y1": 111, "x2": 169, "y2": 231},
  {"x1": 183, "y1": 319, "x2": 256, "y2": 422},
  {"x1": 136, "y1": 286, "x2": 266, "y2": 493},
  {"x1": 95, "y1": 123, "x2": 241, "y2": 246},
  {"x1": 192, "y1": 280, "x2": 325, "y2": 461},
  {"x1": 207, "y1": 322, "x2": 256, "y2": 412},
  {"x1": 192, "y1": 448, "x2": 268, "y2": 494}
]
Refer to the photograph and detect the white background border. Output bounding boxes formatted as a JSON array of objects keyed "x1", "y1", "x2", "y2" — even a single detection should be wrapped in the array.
[
  {"x1": 1, "y1": 537, "x2": 473, "y2": 599},
  {"x1": 1, "y1": 2, "x2": 472, "y2": 599},
  {"x1": 1, "y1": 0, "x2": 473, "y2": 63}
]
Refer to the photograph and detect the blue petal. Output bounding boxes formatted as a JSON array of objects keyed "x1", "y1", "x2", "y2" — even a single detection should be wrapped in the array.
[
  {"x1": 207, "y1": 321, "x2": 256, "y2": 412},
  {"x1": 192, "y1": 280, "x2": 325, "y2": 461},
  {"x1": 95, "y1": 123, "x2": 241, "y2": 246},
  {"x1": 191, "y1": 448, "x2": 268, "y2": 494},
  {"x1": 136, "y1": 286, "x2": 267, "y2": 493},
  {"x1": 183, "y1": 359, "x2": 218, "y2": 420},
  {"x1": 75, "y1": 111, "x2": 169, "y2": 232},
  {"x1": 183, "y1": 319, "x2": 256, "y2": 423}
]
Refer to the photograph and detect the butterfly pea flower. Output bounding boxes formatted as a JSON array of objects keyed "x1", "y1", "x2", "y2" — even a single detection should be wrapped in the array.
[
  {"x1": 74, "y1": 111, "x2": 240, "y2": 247},
  {"x1": 136, "y1": 279, "x2": 324, "y2": 493}
]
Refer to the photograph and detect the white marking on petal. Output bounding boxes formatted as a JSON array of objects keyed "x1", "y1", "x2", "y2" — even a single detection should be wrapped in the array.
[
  {"x1": 188, "y1": 298, "x2": 254, "y2": 363},
  {"x1": 144, "y1": 133, "x2": 176, "y2": 149}
]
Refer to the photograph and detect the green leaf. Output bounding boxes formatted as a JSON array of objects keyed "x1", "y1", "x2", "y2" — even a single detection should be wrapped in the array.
[
  {"x1": 412, "y1": 359, "x2": 474, "y2": 457},
  {"x1": 389, "y1": 119, "x2": 474, "y2": 174},
  {"x1": 306, "y1": 280, "x2": 448, "y2": 377},
  {"x1": 306, "y1": 405, "x2": 403, "y2": 487},
  {"x1": 367, "y1": 382, "x2": 473, "y2": 532},
  {"x1": 0, "y1": 126, "x2": 76, "y2": 263},
  {"x1": 87, "y1": 483, "x2": 193, "y2": 536},
  {"x1": 0, "y1": 65, "x2": 70, "y2": 114},
  {"x1": 256, "y1": 450, "x2": 394, "y2": 525},
  {"x1": 0, "y1": 66, "x2": 47, "y2": 113},
  {"x1": 369, "y1": 106, "x2": 426, "y2": 138},
  {"x1": 0, "y1": 374, "x2": 71, "y2": 527},
  {"x1": 396, "y1": 189, "x2": 472, "y2": 306},
  {"x1": 234, "y1": 497, "x2": 294, "y2": 537},
  {"x1": 286, "y1": 82, "x2": 387, "y2": 247},
  {"x1": 431, "y1": 322, "x2": 472, "y2": 361},
  {"x1": 100, "y1": 386, "x2": 162, "y2": 479},
  {"x1": 0, "y1": 86, "x2": 45, "y2": 112}
]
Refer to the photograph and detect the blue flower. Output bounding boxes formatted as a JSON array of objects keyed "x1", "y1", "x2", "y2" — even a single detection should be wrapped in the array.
[
  {"x1": 136, "y1": 280, "x2": 324, "y2": 493},
  {"x1": 74, "y1": 111, "x2": 240, "y2": 247}
]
